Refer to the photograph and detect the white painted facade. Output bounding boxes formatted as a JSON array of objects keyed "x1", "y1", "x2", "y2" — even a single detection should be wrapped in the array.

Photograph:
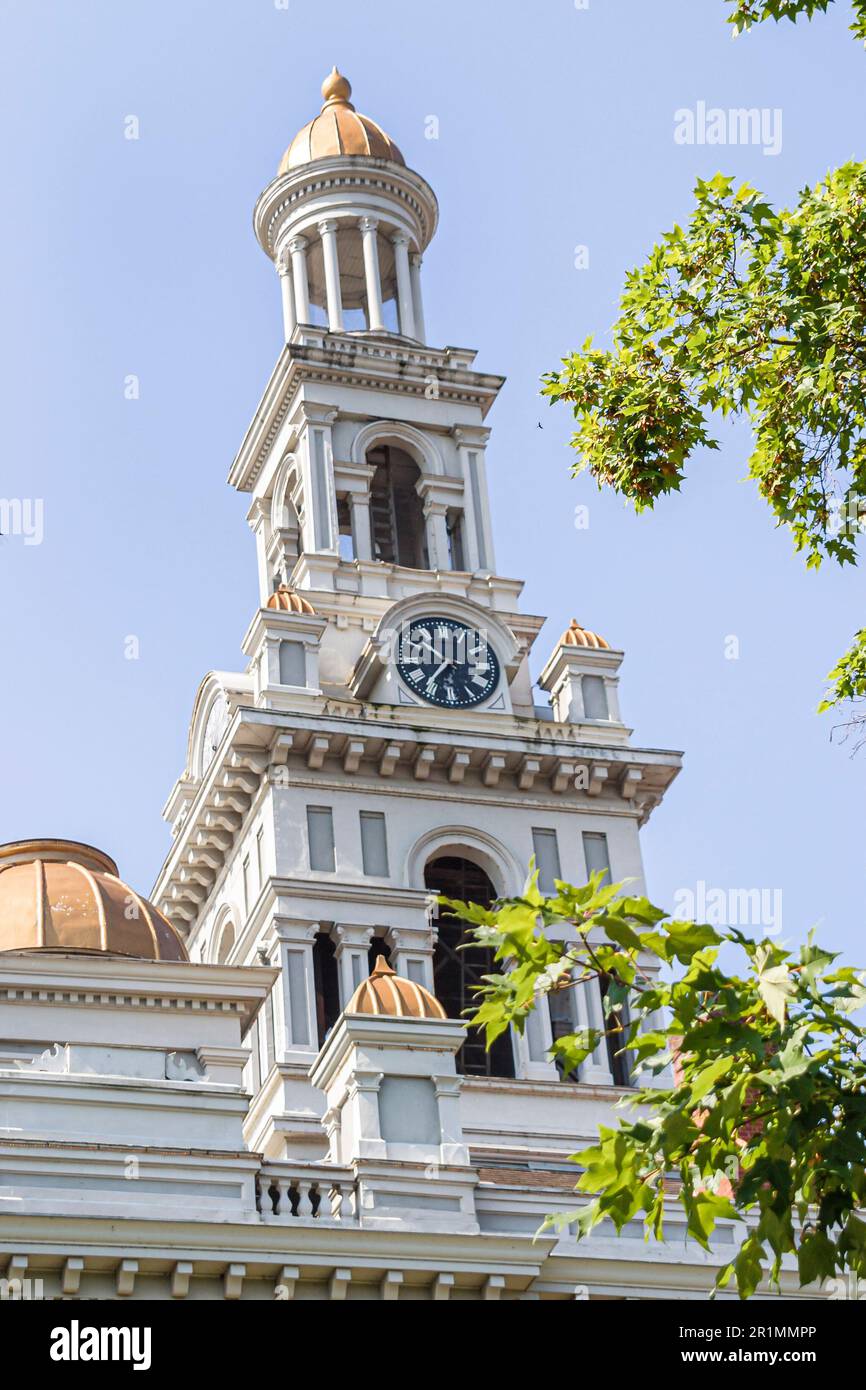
[{"x1": 0, "y1": 73, "x2": 810, "y2": 1301}]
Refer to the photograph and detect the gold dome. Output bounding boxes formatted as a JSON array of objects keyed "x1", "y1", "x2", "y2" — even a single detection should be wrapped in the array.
[
  {"x1": 0, "y1": 840, "x2": 187, "y2": 961},
  {"x1": 560, "y1": 619, "x2": 611, "y2": 650},
  {"x1": 278, "y1": 68, "x2": 405, "y2": 175},
  {"x1": 346, "y1": 954, "x2": 446, "y2": 1020},
  {"x1": 265, "y1": 584, "x2": 315, "y2": 615}
]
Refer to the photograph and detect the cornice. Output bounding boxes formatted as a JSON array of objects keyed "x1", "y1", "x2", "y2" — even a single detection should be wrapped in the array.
[
  {"x1": 228, "y1": 333, "x2": 506, "y2": 493},
  {"x1": 0, "y1": 956, "x2": 277, "y2": 1032},
  {"x1": 253, "y1": 157, "x2": 440, "y2": 261}
]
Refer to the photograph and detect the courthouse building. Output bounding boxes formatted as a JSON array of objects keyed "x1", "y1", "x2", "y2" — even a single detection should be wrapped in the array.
[{"x1": 0, "y1": 70, "x2": 782, "y2": 1301}]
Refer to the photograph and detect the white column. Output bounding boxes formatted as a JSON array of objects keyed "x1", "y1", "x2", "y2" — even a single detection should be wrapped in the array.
[
  {"x1": 409, "y1": 252, "x2": 426, "y2": 344},
  {"x1": 349, "y1": 1072, "x2": 387, "y2": 1158},
  {"x1": 453, "y1": 427, "x2": 496, "y2": 573},
  {"x1": 573, "y1": 973, "x2": 614, "y2": 1086},
  {"x1": 359, "y1": 217, "x2": 385, "y2": 331},
  {"x1": 391, "y1": 232, "x2": 416, "y2": 339},
  {"x1": 349, "y1": 494, "x2": 373, "y2": 561},
  {"x1": 318, "y1": 220, "x2": 344, "y2": 332},
  {"x1": 423, "y1": 500, "x2": 451, "y2": 571},
  {"x1": 277, "y1": 249, "x2": 297, "y2": 342},
  {"x1": 386, "y1": 926, "x2": 436, "y2": 992},
  {"x1": 434, "y1": 1076, "x2": 470, "y2": 1165},
  {"x1": 274, "y1": 921, "x2": 319, "y2": 1060},
  {"x1": 334, "y1": 924, "x2": 374, "y2": 1007},
  {"x1": 289, "y1": 236, "x2": 311, "y2": 326},
  {"x1": 246, "y1": 497, "x2": 272, "y2": 608}
]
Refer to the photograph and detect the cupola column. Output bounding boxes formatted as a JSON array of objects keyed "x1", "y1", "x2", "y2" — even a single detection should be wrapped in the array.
[
  {"x1": 391, "y1": 232, "x2": 417, "y2": 340},
  {"x1": 359, "y1": 218, "x2": 385, "y2": 332},
  {"x1": 409, "y1": 252, "x2": 426, "y2": 344},
  {"x1": 318, "y1": 220, "x2": 344, "y2": 332},
  {"x1": 276, "y1": 248, "x2": 297, "y2": 342},
  {"x1": 289, "y1": 236, "x2": 312, "y2": 326}
]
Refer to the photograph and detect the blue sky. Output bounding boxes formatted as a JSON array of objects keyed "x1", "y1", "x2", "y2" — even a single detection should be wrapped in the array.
[{"x1": 1, "y1": 0, "x2": 863, "y2": 960}]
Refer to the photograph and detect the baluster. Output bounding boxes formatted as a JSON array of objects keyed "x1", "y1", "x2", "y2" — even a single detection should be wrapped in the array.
[
  {"x1": 308, "y1": 1182, "x2": 321, "y2": 1218},
  {"x1": 267, "y1": 1176, "x2": 282, "y2": 1215},
  {"x1": 329, "y1": 1183, "x2": 343, "y2": 1221}
]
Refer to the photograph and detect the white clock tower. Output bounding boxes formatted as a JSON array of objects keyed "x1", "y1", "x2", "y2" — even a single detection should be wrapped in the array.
[{"x1": 152, "y1": 67, "x2": 682, "y2": 1162}]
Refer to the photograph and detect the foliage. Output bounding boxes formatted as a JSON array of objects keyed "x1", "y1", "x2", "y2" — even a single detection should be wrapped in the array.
[
  {"x1": 443, "y1": 869, "x2": 866, "y2": 1298},
  {"x1": 545, "y1": 0, "x2": 866, "y2": 718},
  {"x1": 725, "y1": 0, "x2": 866, "y2": 43},
  {"x1": 543, "y1": 163, "x2": 866, "y2": 714},
  {"x1": 820, "y1": 627, "x2": 866, "y2": 708}
]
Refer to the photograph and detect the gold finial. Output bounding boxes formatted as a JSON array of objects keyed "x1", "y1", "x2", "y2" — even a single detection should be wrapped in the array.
[
  {"x1": 370, "y1": 953, "x2": 396, "y2": 977},
  {"x1": 321, "y1": 66, "x2": 353, "y2": 108}
]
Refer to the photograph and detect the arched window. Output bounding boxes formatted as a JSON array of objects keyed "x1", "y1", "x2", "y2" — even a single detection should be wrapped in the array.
[
  {"x1": 366, "y1": 444, "x2": 428, "y2": 569},
  {"x1": 425, "y1": 855, "x2": 515, "y2": 1080}
]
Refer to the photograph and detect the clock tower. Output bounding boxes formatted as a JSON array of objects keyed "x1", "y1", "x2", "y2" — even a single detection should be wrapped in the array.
[{"x1": 152, "y1": 69, "x2": 682, "y2": 1160}]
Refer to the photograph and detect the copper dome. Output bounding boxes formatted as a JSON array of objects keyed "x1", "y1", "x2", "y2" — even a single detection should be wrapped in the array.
[
  {"x1": 0, "y1": 840, "x2": 188, "y2": 961},
  {"x1": 278, "y1": 68, "x2": 405, "y2": 175},
  {"x1": 560, "y1": 619, "x2": 611, "y2": 650},
  {"x1": 346, "y1": 955, "x2": 446, "y2": 1020},
  {"x1": 265, "y1": 584, "x2": 316, "y2": 615}
]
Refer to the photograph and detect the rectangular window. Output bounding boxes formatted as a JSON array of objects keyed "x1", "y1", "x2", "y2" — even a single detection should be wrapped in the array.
[
  {"x1": 307, "y1": 806, "x2": 336, "y2": 873},
  {"x1": 256, "y1": 826, "x2": 265, "y2": 890},
  {"x1": 360, "y1": 811, "x2": 389, "y2": 877},
  {"x1": 531, "y1": 827, "x2": 562, "y2": 894},
  {"x1": 258, "y1": 1011, "x2": 269, "y2": 1081},
  {"x1": 242, "y1": 855, "x2": 251, "y2": 913},
  {"x1": 582, "y1": 674, "x2": 610, "y2": 720},
  {"x1": 583, "y1": 831, "x2": 611, "y2": 884},
  {"x1": 279, "y1": 639, "x2": 306, "y2": 687}
]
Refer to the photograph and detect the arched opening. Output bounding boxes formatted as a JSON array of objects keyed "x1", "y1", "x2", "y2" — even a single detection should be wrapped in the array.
[
  {"x1": 425, "y1": 855, "x2": 515, "y2": 1079},
  {"x1": 215, "y1": 920, "x2": 235, "y2": 965},
  {"x1": 313, "y1": 931, "x2": 340, "y2": 1048},
  {"x1": 366, "y1": 444, "x2": 428, "y2": 568}
]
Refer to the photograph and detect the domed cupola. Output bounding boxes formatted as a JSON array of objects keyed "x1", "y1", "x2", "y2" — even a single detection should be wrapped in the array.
[
  {"x1": 0, "y1": 840, "x2": 187, "y2": 961},
  {"x1": 278, "y1": 68, "x2": 405, "y2": 174},
  {"x1": 254, "y1": 67, "x2": 438, "y2": 344},
  {"x1": 346, "y1": 954, "x2": 446, "y2": 1021}
]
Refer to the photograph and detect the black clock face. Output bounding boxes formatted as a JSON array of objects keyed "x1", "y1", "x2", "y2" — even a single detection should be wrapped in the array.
[{"x1": 396, "y1": 618, "x2": 500, "y2": 709}]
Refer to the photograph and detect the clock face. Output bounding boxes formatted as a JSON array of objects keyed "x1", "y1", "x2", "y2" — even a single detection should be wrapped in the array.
[{"x1": 396, "y1": 617, "x2": 500, "y2": 709}]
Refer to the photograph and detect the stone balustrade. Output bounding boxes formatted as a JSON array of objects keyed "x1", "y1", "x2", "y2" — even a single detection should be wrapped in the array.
[{"x1": 255, "y1": 1162, "x2": 356, "y2": 1222}]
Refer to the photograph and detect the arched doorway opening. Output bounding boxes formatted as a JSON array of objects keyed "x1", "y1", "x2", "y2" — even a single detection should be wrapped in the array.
[
  {"x1": 366, "y1": 443, "x2": 428, "y2": 568},
  {"x1": 425, "y1": 855, "x2": 515, "y2": 1079}
]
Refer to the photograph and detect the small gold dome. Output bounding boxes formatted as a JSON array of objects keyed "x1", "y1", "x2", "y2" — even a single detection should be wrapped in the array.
[
  {"x1": 0, "y1": 840, "x2": 187, "y2": 961},
  {"x1": 347, "y1": 954, "x2": 446, "y2": 1020},
  {"x1": 561, "y1": 619, "x2": 611, "y2": 650},
  {"x1": 278, "y1": 67, "x2": 405, "y2": 175},
  {"x1": 265, "y1": 584, "x2": 315, "y2": 615}
]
